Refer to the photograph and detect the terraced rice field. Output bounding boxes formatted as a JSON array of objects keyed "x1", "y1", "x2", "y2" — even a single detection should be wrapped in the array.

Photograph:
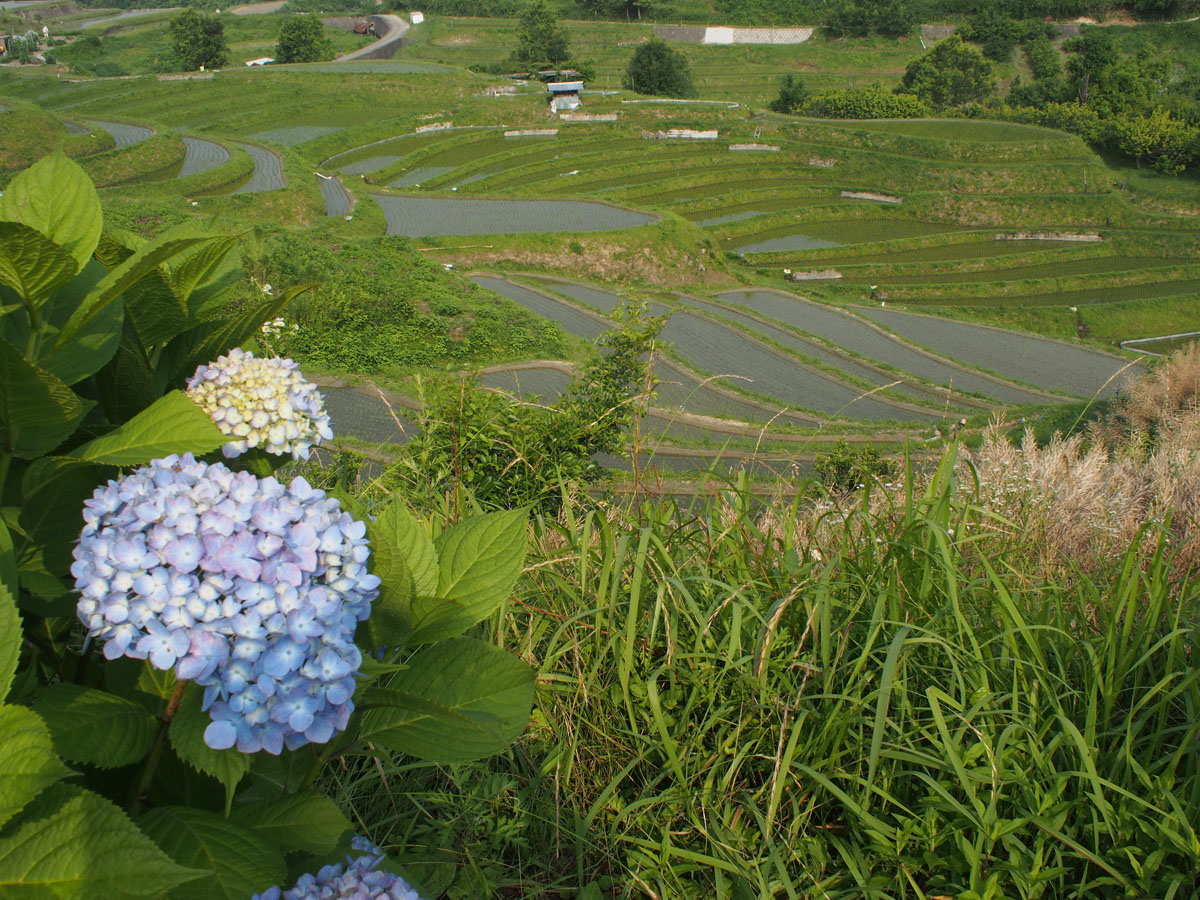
[
  {"x1": 179, "y1": 136, "x2": 229, "y2": 177},
  {"x1": 232, "y1": 142, "x2": 285, "y2": 193},
  {"x1": 730, "y1": 219, "x2": 964, "y2": 253},
  {"x1": 837, "y1": 256, "x2": 1182, "y2": 286},
  {"x1": 859, "y1": 305, "x2": 1136, "y2": 397},
  {"x1": 389, "y1": 167, "x2": 453, "y2": 187},
  {"x1": 372, "y1": 196, "x2": 657, "y2": 237},
  {"x1": 339, "y1": 156, "x2": 403, "y2": 176},
  {"x1": 251, "y1": 125, "x2": 340, "y2": 146},
  {"x1": 718, "y1": 290, "x2": 1054, "y2": 405},
  {"x1": 895, "y1": 276, "x2": 1200, "y2": 309},
  {"x1": 318, "y1": 175, "x2": 351, "y2": 216},
  {"x1": 758, "y1": 239, "x2": 1083, "y2": 268},
  {"x1": 484, "y1": 278, "x2": 935, "y2": 423},
  {"x1": 63, "y1": 121, "x2": 89, "y2": 135},
  {"x1": 479, "y1": 367, "x2": 573, "y2": 401},
  {"x1": 89, "y1": 120, "x2": 153, "y2": 148},
  {"x1": 321, "y1": 387, "x2": 413, "y2": 444}
]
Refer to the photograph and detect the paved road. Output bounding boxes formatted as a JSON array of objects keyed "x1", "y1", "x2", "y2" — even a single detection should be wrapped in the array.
[{"x1": 336, "y1": 14, "x2": 410, "y2": 62}]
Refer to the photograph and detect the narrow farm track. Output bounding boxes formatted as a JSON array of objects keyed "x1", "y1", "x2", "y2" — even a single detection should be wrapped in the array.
[
  {"x1": 88, "y1": 120, "x2": 153, "y2": 148},
  {"x1": 857, "y1": 305, "x2": 1139, "y2": 398},
  {"x1": 231, "y1": 142, "x2": 285, "y2": 193},
  {"x1": 317, "y1": 174, "x2": 351, "y2": 216},
  {"x1": 719, "y1": 290, "x2": 1056, "y2": 405},
  {"x1": 336, "y1": 14, "x2": 410, "y2": 63},
  {"x1": 179, "y1": 136, "x2": 229, "y2": 178}
]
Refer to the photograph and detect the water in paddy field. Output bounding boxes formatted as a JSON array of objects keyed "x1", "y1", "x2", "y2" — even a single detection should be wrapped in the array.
[
  {"x1": 372, "y1": 196, "x2": 657, "y2": 237},
  {"x1": 321, "y1": 388, "x2": 413, "y2": 445},
  {"x1": 730, "y1": 233, "x2": 840, "y2": 254}
]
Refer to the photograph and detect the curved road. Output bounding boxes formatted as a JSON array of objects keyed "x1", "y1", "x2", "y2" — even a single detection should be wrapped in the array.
[{"x1": 336, "y1": 14, "x2": 410, "y2": 62}]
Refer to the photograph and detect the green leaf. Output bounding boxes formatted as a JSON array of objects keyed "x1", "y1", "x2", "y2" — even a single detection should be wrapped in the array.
[
  {"x1": 383, "y1": 502, "x2": 438, "y2": 598},
  {"x1": 138, "y1": 806, "x2": 285, "y2": 900},
  {"x1": 359, "y1": 637, "x2": 534, "y2": 763},
  {"x1": 0, "y1": 222, "x2": 79, "y2": 306},
  {"x1": 168, "y1": 236, "x2": 240, "y2": 314},
  {"x1": 363, "y1": 510, "x2": 414, "y2": 649},
  {"x1": 0, "y1": 784, "x2": 205, "y2": 899},
  {"x1": 230, "y1": 793, "x2": 351, "y2": 855},
  {"x1": 0, "y1": 152, "x2": 102, "y2": 273},
  {"x1": 411, "y1": 508, "x2": 527, "y2": 643},
  {"x1": 0, "y1": 704, "x2": 71, "y2": 829},
  {"x1": 178, "y1": 282, "x2": 316, "y2": 376},
  {"x1": 33, "y1": 684, "x2": 157, "y2": 769},
  {"x1": 123, "y1": 268, "x2": 188, "y2": 350},
  {"x1": 168, "y1": 684, "x2": 250, "y2": 800},
  {"x1": 69, "y1": 390, "x2": 226, "y2": 466},
  {"x1": 0, "y1": 522, "x2": 16, "y2": 702},
  {"x1": 50, "y1": 234, "x2": 219, "y2": 360},
  {"x1": 19, "y1": 456, "x2": 99, "y2": 580},
  {"x1": 37, "y1": 261, "x2": 124, "y2": 386},
  {"x1": 0, "y1": 340, "x2": 87, "y2": 459}
]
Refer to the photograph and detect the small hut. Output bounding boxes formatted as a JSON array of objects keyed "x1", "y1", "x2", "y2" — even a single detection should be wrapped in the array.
[{"x1": 547, "y1": 80, "x2": 583, "y2": 113}]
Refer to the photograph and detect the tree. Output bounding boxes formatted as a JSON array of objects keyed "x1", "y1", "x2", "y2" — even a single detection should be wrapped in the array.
[
  {"x1": 275, "y1": 14, "x2": 334, "y2": 63},
  {"x1": 963, "y1": 9, "x2": 1021, "y2": 62},
  {"x1": 170, "y1": 8, "x2": 227, "y2": 71},
  {"x1": 1064, "y1": 28, "x2": 1117, "y2": 105},
  {"x1": 1113, "y1": 107, "x2": 1198, "y2": 174},
  {"x1": 769, "y1": 74, "x2": 808, "y2": 114},
  {"x1": 898, "y1": 34, "x2": 994, "y2": 110},
  {"x1": 512, "y1": 0, "x2": 570, "y2": 66},
  {"x1": 623, "y1": 38, "x2": 695, "y2": 98}
]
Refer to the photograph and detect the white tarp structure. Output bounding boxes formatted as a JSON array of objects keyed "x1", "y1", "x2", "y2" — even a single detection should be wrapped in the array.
[
  {"x1": 410, "y1": 11, "x2": 423, "y2": 23},
  {"x1": 246, "y1": 57, "x2": 274, "y2": 66}
]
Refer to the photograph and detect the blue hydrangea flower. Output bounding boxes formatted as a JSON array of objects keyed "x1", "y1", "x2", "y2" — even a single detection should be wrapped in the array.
[
  {"x1": 186, "y1": 348, "x2": 334, "y2": 460},
  {"x1": 250, "y1": 841, "x2": 427, "y2": 900},
  {"x1": 73, "y1": 454, "x2": 379, "y2": 754}
]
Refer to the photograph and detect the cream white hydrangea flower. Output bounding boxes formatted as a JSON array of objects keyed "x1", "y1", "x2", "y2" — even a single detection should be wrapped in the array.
[{"x1": 187, "y1": 348, "x2": 333, "y2": 460}]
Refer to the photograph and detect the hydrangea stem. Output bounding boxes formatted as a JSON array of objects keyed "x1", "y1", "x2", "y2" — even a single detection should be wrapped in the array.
[{"x1": 127, "y1": 679, "x2": 188, "y2": 815}]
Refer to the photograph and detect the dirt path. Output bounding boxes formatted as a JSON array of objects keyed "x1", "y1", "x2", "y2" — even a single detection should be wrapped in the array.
[{"x1": 231, "y1": 1, "x2": 284, "y2": 13}]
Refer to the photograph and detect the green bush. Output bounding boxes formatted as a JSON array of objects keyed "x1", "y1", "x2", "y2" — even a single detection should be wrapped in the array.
[
  {"x1": 275, "y1": 14, "x2": 334, "y2": 63},
  {"x1": 623, "y1": 37, "x2": 696, "y2": 98},
  {"x1": 802, "y1": 82, "x2": 931, "y2": 118}
]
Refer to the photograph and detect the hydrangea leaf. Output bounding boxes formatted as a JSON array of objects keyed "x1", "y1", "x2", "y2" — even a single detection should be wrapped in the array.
[
  {"x1": 0, "y1": 341, "x2": 88, "y2": 459},
  {"x1": 380, "y1": 501, "x2": 438, "y2": 598},
  {"x1": 364, "y1": 508, "x2": 415, "y2": 649},
  {"x1": 50, "y1": 234, "x2": 217, "y2": 361},
  {"x1": 68, "y1": 390, "x2": 227, "y2": 466},
  {"x1": 0, "y1": 526, "x2": 17, "y2": 702},
  {"x1": 33, "y1": 684, "x2": 157, "y2": 769},
  {"x1": 168, "y1": 685, "x2": 251, "y2": 801},
  {"x1": 37, "y1": 264, "x2": 124, "y2": 387},
  {"x1": 359, "y1": 637, "x2": 534, "y2": 763},
  {"x1": 407, "y1": 508, "x2": 527, "y2": 643},
  {"x1": 0, "y1": 221, "x2": 80, "y2": 306},
  {"x1": 0, "y1": 152, "x2": 102, "y2": 273},
  {"x1": 229, "y1": 793, "x2": 351, "y2": 855},
  {"x1": 0, "y1": 704, "x2": 71, "y2": 829},
  {"x1": 0, "y1": 783, "x2": 205, "y2": 899},
  {"x1": 137, "y1": 806, "x2": 285, "y2": 900}
]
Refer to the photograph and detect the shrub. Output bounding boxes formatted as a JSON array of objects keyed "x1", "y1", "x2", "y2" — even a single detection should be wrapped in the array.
[
  {"x1": 768, "y1": 73, "x2": 808, "y2": 114},
  {"x1": 899, "y1": 34, "x2": 995, "y2": 110},
  {"x1": 802, "y1": 82, "x2": 931, "y2": 118},
  {"x1": 170, "y1": 7, "x2": 227, "y2": 71},
  {"x1": 623, "y1": 37, "x2": 696, "y2": 98},
  {"x1": 275, "y1": 14, "x2": 334, "y2": 63}
]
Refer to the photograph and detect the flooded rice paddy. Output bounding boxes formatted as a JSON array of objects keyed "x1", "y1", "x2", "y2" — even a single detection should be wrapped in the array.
[
  {"x1": 232, "y1": 143, "x2": 285, "y2": 193},
  {"x1": 179, "y1": 137, "x2": 229, "y2": 177},
  {"x1": 372, "y1": 196, "x2": 657, "y2": 237},
  {"x1": 89, "y1": 120, "x2": 153, "y2": 148}
]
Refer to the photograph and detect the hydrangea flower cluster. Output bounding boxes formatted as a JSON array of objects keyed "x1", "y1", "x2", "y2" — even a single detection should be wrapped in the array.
[
  {"x1": 187, "y1": 348, "x2": 332, "y2": 460},
  {"x1": 72, "y1": 454, "x2": 379, "y2": 754},
  {"x1": 251, "y1": 838, "x2": 428, "y2": 900}
]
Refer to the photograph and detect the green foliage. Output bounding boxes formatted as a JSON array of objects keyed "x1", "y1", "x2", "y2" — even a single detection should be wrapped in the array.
[
  {"x1": 802, "y1": 82, "x2": 931, "y2": 118},
  {"x1": 814, "y1": 437, "x2": 897, "y2": 491},
  {"x1": 899, "y1": 34, "x2": 995, "y2": 110},
  {"x1": 275, "y1": 14, "x2": 335, "y2": 65},
  {"x1": 768, "y1": 73, "x2": 808, "y2": 114},
  {"x1": 1112, "y1": 106, "x2": 1200, "y2": 174},
  {"x1": 512, "y1": 0, "x2": 570, "y2": 67},
  {"x1": 962, "y1": 9, "x2": 1024, "y2": 62},
  {"x1": 391, "y1": 305, "x2": 663, "y2": 511},
  {"x1": 254, "y1": 233, "x2": 569, "y2": 374},
  {"x1": 0, "y1": 154, "x2": 536, "y2": 897},
  {"x1": 622, "y1": 37, "x2": 696, "y2": 98},
  {"x1": 169, "y1": 8, "x2": 228, "y2": 72}
]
